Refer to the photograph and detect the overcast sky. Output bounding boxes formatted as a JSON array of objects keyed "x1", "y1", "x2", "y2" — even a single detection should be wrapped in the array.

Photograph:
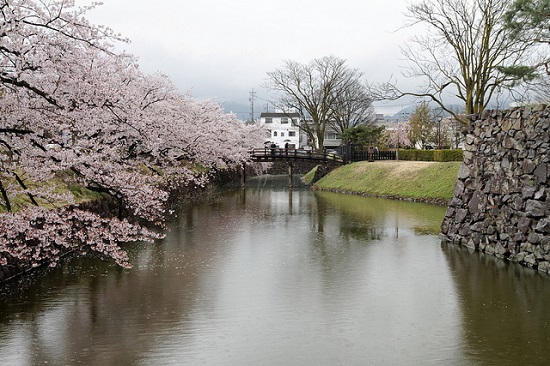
[{"x1": 81, "y1": 0, "x2": 419, "y2": 117}]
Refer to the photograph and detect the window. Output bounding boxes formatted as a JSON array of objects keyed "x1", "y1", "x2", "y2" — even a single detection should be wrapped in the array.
[
  {"x1": 265, "y1": 117, "x2": 273, "y2": 124},
  {"x1": 281, "y1": 117, "x2": 289, "y2": 124},
  {"x1": 265, "y1": 131, "x2": 271, "y2": 138},
  {"x1": 289, "y1": 131, "x2": 296, "y2": 137},
  {"x1": 292, "y1": 118, "x2": 298, "y2": 125},
  {"x1": 273, "y1": 131, "x2": 277, "y2": 137},
  {"x1": 281, "y1": 132, "x2": 285, "y2": 137}
]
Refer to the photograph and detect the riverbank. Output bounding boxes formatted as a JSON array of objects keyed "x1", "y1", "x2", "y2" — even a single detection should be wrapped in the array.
[
  {"x1": 0, "y1": 172, "x2": 235, "y2": 283},
  {"x1": 306, "y1": 161, "x2": 462, "y2": 205}
]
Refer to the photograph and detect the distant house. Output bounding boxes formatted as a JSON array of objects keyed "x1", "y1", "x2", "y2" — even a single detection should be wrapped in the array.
[
  {"x1": 298, "y1": 119, "x2": 342, "y2": 150},
  {"x1": 259, "y1": 112, "x2": 382, "y2": 150},
  {"x1": 258, "y1": 112, "x2": 304, "y2": 149},
  {"x1": 323, "y1": 125, "x2": 341, "y2": 149},
  {"x1": 373, "y1": 114, "x2": 386, "y2": 127}
]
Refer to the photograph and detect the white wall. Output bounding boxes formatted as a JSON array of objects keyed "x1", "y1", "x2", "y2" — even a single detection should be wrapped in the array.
[{"x1": 259, "y1": 114, "x2": 302, "y2": 148}]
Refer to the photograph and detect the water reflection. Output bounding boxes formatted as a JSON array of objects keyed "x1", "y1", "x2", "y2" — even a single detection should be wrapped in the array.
[
  {"x1": 442, "y1": 244, "x2": 550, "y2": 365},
  {"x1": 0, "y1": 185, "x2": 548, "y2": 365}
]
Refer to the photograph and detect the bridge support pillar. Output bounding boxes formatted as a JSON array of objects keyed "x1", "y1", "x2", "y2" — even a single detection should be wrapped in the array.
[
  {"x1": 288, "y1": 162, "x2": 293, "y2": 188},
  {"x1": 239, "y1": 163, "x2": 246, "y2": 187}
]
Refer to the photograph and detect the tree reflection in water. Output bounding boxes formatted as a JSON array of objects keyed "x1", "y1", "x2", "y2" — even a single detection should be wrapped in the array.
[{"x1": 1, "y1": 185, "x2": 549, "y2": 365}]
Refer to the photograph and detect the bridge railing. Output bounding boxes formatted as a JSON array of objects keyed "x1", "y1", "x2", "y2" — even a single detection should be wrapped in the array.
[{"x1": 249, "y1": 148, "x2": 345, "y2": 164}]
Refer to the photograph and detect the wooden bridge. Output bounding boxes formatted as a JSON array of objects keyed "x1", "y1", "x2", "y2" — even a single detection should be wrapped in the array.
[
  {"x1": 242, "y1": 147, "x2": 396, "y2": 188},
  {"x1": 239, "y1": 148, "x2": 345, "y2": 188},
  {"x1": 249, "y1": 148, "x2": 345, "y2": 164}
]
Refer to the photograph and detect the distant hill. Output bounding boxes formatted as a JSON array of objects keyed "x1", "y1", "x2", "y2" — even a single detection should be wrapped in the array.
[
  {"x1": 386, "y1": 104, "x2": 466, "y2": 121},
  {"x1": 220, "y1": 101, "x2": 250, "y2": 121}
]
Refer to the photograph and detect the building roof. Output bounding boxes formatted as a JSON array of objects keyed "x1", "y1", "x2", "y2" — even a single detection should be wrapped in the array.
[{"x1": 260, "y1": 112, "x2": 300, "y2": 118}]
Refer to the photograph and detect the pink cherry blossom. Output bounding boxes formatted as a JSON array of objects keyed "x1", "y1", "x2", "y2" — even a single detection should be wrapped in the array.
[{"x1": 0, "y1": 0, "x2": 264, "y2": 269}]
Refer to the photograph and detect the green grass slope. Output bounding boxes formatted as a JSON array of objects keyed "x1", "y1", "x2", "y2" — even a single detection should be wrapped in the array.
[{"x1": 312, "y1": 161, "x2": 461, "y2": 204}]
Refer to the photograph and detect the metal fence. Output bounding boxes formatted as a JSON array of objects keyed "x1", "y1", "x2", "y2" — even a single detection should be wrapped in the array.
[
  {"x1": 352, "y1": 150, "x2": 396, "y2": 161},
  {"x1": 336, "y1": 145, "x2": 397, "y2": 163}
]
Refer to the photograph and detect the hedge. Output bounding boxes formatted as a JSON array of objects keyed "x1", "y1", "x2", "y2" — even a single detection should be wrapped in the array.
[{"x1": 398, "y1": 149, "x2": 463, "y2": 162}]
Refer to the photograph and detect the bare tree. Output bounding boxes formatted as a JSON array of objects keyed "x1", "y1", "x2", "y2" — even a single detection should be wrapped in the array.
[
  {"x1": 370, "y1": 0, "x2": 542, "y2": 120},
  {"x1": 330, "y1": 78, "x2": 375, "y2": 135},
  {"x1": 264, "y1": 56, "x2": 366, "y2": 150}
]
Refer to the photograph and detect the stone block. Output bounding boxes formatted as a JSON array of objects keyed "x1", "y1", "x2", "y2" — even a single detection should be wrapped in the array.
[
  {"x1": 453, "y1": 180, "x2": 465, "y2": 196},
  {"x1": 471, "y1": 222, "x2": 485, "y2": 232},
  {"x1": 524, "y1": 254, "x2": 537, "y2": 267},
  {"x1": 512, "y1": 195, "x2": 524, "y2": 211},
  {"x1": 537, "y1": 261, "x2": 550, "y2": 274},
  {"x1": 479, "y1": 241, "x2": 487, "y2": 251},
  {"x1": 468, "y1": 191, "x2": 484, "y2": 214},
  {"x1": 440, "y1": 221, "x2": 450, "y2": 235},
  {"x1": 528, "y1": 232, "x2": 543, "y2": 244},
  {"x1": 465, "y1": 239, "x2": 476, "y2": 250},
  {"x1": 444, "y1": 207, "x2": 456, "y2": 218},
  {"x1": 502, "y1": 119, "x2": 512, "y2": 132},
  {"x1": 495, "y1": 243, "x2": 509, "y2": 256},
  {"x1": 456, "y1": 209, "x2": 469, "y2": 223},
  {"x1": 535, "y1": 245, "x2": 547, "y2": 259},
  {"x1": 513, "y1": 232, "x2": 526, "y2": 242},
  {"x1": 534, "y1": 163, "x2": 548, "y2": 184},
  {"x1": 503, "y1": 137, "x2": 516, "y2": 149},
  {"x1": 511, "y1": 252, "x2": 525, "y2": 263},
  {"x1": 521, "y1": 242, "x2": 536, "y2": 253},
  {"x1": 526, "y1": 200, "x2": 546, "y2": 217},
  {"x1": 518, "y1": 217, "x2": 532, "y2": 233},
  {"x1": 522, "y1": 185, "x2": 537, "y2": 199},
  {"x1": 523, "y1": 159, "x2": 536, "y2": 174},
  {"x1": 534, "y1": 187, "x2": 546, "y2": 200},
  {"x1": 458, "y1": 164, "x2": 471, "y2": 180},
  {"x1": 536, "y1": 219, "x2": 550, "y2": 234},
  {"x1": 512, "y1": 118, "x2": 524, "y2": 131}
]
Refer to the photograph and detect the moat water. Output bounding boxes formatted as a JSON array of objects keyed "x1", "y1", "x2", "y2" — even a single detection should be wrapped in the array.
[{"x1": 1, "y1": 178, "x2": 550, "y2": 365}]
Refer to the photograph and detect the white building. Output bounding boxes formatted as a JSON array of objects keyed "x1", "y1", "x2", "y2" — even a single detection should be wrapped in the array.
[{"x1": 258, "y1": 112, "x2": 304, "y2": 149}]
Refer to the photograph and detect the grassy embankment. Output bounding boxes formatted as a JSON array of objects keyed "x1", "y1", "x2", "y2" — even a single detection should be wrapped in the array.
[
  {"x1": 304, "y1": 161, "x2": 462, "y2": 205},
  {"x1": 0, "y1": 172, "x2": 104, "y2": 213}
]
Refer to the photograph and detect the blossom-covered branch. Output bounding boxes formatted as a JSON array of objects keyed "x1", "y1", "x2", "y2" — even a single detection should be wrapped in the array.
[{"x1": 0, "y1": 0, "x2": 263, "y2": 269}]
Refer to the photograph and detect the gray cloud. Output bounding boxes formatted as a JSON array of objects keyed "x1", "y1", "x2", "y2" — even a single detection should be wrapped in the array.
[{"x1": 82, "y1": 0, "x2": 417, "y2": 116}]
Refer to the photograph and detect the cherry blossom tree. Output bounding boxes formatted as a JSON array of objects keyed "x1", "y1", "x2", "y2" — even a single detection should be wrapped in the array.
[
  {"x1": 385, "y1": 121, "x2": 412, "y2": 149},
  {"x1": 0, "y1": 0, "x2": 263, "y2": 270}
]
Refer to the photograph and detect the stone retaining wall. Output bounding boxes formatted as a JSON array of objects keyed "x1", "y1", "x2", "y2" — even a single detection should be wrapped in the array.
[{"x1": 441, "y1": 105, "x2": 550, "y2": 274}]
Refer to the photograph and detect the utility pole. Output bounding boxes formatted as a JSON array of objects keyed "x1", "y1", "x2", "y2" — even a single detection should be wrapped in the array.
[
  {"x1": 437, "y1": 117, "x2": 442, "y2": 149},
  {"x1": 249, "y1": 89, "x2": 256, "y2": 124}
]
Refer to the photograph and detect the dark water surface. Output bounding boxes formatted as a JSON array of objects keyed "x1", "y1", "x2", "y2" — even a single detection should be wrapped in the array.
[{"x1": 1, "y1": 182, "x2": 550, "y2": 365}]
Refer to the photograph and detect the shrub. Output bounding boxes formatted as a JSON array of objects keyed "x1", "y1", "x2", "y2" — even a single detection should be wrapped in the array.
[
  {"x1": 434, "y1": 149, "x2": 464, "y2": 162},
  {"x1": 399, "y1": 149, "x2": 463, "y2": 162}
]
